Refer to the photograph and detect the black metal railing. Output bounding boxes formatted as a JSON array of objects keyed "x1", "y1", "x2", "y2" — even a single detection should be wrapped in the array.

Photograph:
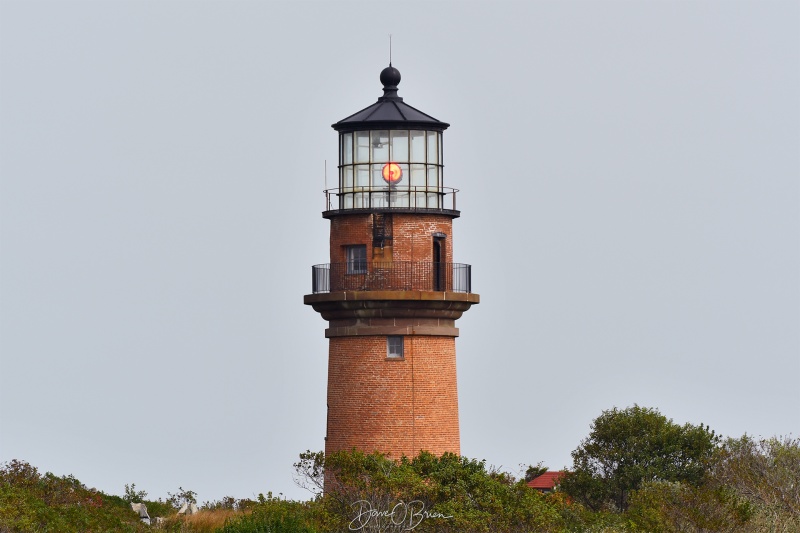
[
  {"x1": 311, "y1": 262, "x2": 472, "y2": 294},
  {"x1": 323, "y1": 187, "x2": 459, "y2": 212}
]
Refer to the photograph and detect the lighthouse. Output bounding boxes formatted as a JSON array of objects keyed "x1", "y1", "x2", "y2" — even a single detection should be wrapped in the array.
[{"x1": 304, "y1": 64, "x2": 479, "y2": 459}]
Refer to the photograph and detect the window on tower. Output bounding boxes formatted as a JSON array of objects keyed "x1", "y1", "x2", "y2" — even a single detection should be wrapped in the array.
[
  {"x1": 345, "y1": 245, "x2": 367, "y2": 274},
  {"x1": 387, "y1": 336, "x2": 404, "y2": 359}
]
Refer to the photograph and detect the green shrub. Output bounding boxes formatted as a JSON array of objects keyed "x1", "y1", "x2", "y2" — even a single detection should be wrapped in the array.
[
  {"x1": 219, "y1": 493, "x2": 317, "y2": 533},
  {"x1": 0, "y1": 460, "x2": 147, "y2": 533},
  {"x1": 294, "y1": 449, "x2": 568, "y2": 532}
]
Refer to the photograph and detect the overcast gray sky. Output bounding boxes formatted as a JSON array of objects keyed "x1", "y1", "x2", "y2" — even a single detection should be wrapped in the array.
[{"x1": 1, "y1": 0, "x2": 798, "y2": 504}]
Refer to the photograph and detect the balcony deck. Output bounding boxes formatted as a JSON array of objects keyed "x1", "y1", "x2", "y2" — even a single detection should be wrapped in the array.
[{"x1": 310, "y1": 261, "x2": 472, "y2": 294}]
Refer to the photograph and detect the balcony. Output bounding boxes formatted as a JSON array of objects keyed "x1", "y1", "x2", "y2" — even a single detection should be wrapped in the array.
[
  {"x1": 322, "y1": 187, "x2": 460, "y2": 217},
  {"x1": 311, "y1": 262, "x2": 472, "y2": 294}
]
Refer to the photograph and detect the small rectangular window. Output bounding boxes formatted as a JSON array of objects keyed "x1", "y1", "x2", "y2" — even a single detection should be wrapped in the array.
[
  {"x1": 346, "y1": 245, "x2": 367, "y2": 274},
  {"x1": 387, "y1": 336, "x2": 404, "y2": 358}
]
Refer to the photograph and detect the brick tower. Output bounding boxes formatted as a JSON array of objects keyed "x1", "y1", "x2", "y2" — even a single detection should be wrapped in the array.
[{"x1": 304, "y1": 64, "x2": 479, "y2": 459}]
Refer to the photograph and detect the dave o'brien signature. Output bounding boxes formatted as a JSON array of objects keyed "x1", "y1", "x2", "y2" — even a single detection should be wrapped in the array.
[{"x1": 349, "y1": 500, "x2": 453, "y2": 531}]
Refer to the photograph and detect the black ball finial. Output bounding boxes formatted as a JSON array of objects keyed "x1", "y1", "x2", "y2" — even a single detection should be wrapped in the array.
[
  {"x1": 379, "y1": 64, "x2": 401, "y2": 99},
  {"x1": 380, "y1": 64, "x2": 401, "y2": 88}
]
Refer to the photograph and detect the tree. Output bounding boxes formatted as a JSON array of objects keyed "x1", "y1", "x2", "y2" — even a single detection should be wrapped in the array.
[
  {"x1": 626, "y1": 436, "x2": 800, "y2": 532},
  {"x1": 166, "y1": 486, "x2": 197, "y2": 509},
  {"x1": 524, "y1": 462, "x2": 549, "y2": 483},
  {"x1": 560, "y1": 405, "x2": 719, "y2": 512},
  {"x1": 122, "y1": 483, "x2": 147, "y2": 503},
  {"x1": 709, "y1": 435, "x2": 800, "y2": 530},
  {"x1": 627, "y1": 480, "x2": 753, "y2": 532}
]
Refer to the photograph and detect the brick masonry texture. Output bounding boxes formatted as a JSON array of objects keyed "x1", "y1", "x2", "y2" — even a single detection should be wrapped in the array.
[
  {"x1": 316, "y1": 211, "x2": 469, "y2": 460},
  {"x1": 326, "y1": 335, "x2": 460, "y2": 458},
  {"x1": 329, "y1": 214, "x2": 453, "y2": 264}
]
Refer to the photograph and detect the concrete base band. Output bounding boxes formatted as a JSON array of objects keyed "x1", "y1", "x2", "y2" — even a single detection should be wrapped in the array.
[{"x1": 325, "y1": 325, "x2": 459, "y2": 338}]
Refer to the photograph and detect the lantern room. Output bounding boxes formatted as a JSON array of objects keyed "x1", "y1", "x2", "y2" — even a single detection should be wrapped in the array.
[{"x1": 326, "y1": 64, "x2": 457, "y2": 215}]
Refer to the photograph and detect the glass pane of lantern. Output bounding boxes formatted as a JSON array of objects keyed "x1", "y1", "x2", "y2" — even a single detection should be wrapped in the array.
[
  {"x1": 410, "y1": 164, "x2": 425, "y2": 188},
  {"x1": 415, "y1": 192, "x2": 426, "y2": 208},
  {"x1": 399, "y1": 163, "x2": 409, "y2": 188},
  {"x1": 427, "y1": 165, "x2": 439, "y2": 189},
  {"x1": 371, "y1": 130, "x2": 389, "y2": 163},
  {"x1": 343, "y1": 167, "x2": 353, "y2": 190},
  {"x1": 375, "y1": 190, "x2": 389, "y2": 208},
  {"x1": 356, "y1": 132, "x2": 370, "y2": 163},
  {"x1": 393, "y1": 191, "x2": 409, "y2": 207},
  {"x1": 428, "y1": 192, "x2": 440, "y2": 208},
  {"x1": 372, "y1": 164, "x2": 385, "y2": 188},
  {"x1": 427, "y1": 131, "x2": 438, "y2": 164},
  {"x1": 344, "y1": 193, "x2": 353, "y2": 209},
  {"x1": 410, "y1": 130, "x2": 425, "y2": 163},
  {"x1": 356, "y1": 165, "x2": 369, "y2": 187},
  {"x1": 391, "y1": 130, "x2": 408, "y2": 162},
  {"x1": 438, "y1": 133, "x2": 443, "y2": 164},
  {"x1": 342, "y1": 133, "x2": 353, "y2": 164}
]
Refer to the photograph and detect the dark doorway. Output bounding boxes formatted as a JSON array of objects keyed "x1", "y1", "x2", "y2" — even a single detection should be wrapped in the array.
[{"x1": 433, "y1": 236, "x2": 445, "y2": 291}]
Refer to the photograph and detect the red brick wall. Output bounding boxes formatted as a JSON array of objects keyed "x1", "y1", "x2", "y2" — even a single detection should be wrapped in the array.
[
  {"x1": 329, "y1": 215, "x2": 372, "y2": 264},
  {"x1": 329, "y1": 214, "x2": 453, "y2": 264},
  {"x1": 392, "y1": 214, "x2": 453, "y2": 264},
  {"x1": 326, "y1": 335, "x2": 460, "y2": 458}
]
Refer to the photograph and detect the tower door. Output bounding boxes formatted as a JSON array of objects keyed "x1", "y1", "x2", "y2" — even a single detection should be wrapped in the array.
[{"x1": 433, "y1": 236, "x2": 445, "y2": 291}]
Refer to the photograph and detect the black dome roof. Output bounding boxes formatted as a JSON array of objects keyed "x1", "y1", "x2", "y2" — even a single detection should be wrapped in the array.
[{"x1": 332, "y1": 64, "x2": 449, "y2": 133}]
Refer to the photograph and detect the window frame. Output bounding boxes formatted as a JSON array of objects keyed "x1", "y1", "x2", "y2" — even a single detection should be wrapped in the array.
[
  {"x1": 345, "y1": 244, "x2": 367, "y2": 274},
  {"x1": 338, "y1": 130, "x2": 444, "y2": 210},
  {"x1": 387, "y1": 335, "x2": 404, "y2": 359}
]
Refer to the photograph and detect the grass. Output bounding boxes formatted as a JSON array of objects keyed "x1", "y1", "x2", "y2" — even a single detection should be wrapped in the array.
[{"x1": 163, "y1": 509, "x2": 243, "y2": 532}]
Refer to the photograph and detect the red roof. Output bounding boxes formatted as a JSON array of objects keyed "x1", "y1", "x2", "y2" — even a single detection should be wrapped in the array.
[{"x1": 527, "y1": 471, "x2": 566, "y2": 490}]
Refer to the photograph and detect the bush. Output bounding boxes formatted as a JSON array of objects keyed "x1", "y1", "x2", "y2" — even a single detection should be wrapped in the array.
[
  {"x1": 294, "y1": 449, "x2": 567, "y2": 532},
  {"x1": 219, "y1": 493, "x2": 317, "y2": 533},
  {"x1": 0, "y1": 460, "x2": 147, "y2": 533}
]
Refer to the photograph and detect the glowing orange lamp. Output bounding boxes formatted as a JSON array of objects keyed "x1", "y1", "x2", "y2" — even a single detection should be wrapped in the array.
[{"x1": 382, "y1": 162, "x2": 403, "y2": 184}]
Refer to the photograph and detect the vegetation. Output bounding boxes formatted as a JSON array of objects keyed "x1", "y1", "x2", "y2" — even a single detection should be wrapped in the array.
[
  {"x1": 0, "y1": 460, "x2": 148, "y2": 533},
  {"x1": 1, "y1": 405, "x2": 798, "y2": 532},
  {"x1": 523, "y1": 462, "x2": 548, "y2": 483},
  {"x1": 559, "y1": 405, "x2": 719, "y2": 511},
  {"x1": 626, "y1": 435, "x2": 800, "y2": 532},
  {"x1": 218, "y1": 493, "x2": 317, "y2": 533},
  {"x1": 293, "y1": 448, "x2": 565, "y2": 532}
]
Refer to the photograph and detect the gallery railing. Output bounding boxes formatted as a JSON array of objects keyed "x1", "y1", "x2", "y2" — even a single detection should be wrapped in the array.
[
  {"x1": 311, "y1": 262, "x2": 472, "y2": 294},
  {"x1": 323, "y1": 187, "x2": 459, "y2": 212}
]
